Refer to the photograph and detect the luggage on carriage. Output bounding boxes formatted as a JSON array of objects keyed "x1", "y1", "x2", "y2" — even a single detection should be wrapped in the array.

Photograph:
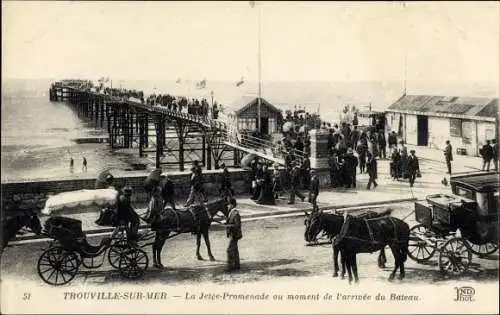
[{"x1": 38, "y1": 190, "x2": 149, "y2": 286}]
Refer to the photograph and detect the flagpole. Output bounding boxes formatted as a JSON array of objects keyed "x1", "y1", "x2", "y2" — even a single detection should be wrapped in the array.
[
  {"x1": 402, "y1": 1, "x2": 407, "y2": 96},
  {"x1": 257, "y1": 3, "x2": 262, "y2": 133}
]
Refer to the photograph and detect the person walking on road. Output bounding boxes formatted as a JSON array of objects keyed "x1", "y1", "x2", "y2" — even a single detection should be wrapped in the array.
[
  {"x1": 366, "y1": 152, "x2": 378, "y2": 190},
  {"x1": 69, "y1": 157, "x2": 74, "y2": 173},
  {"x1": 492, "y1": 139, "x2": 498, "y2": 171},
  {"x1": 82, "y1": 157, "x2": 87, "y2": 172},
  {"x1": 444, "y1": 140, "x2": 453, "y2": 174},
  {"x1": 288, "y1": 162, "x2": 305, "y2": 204},
  {"x1": 480, "y1": 140, "x2": 493, "y2": 171},
  {"x1": 308, "y1": 170, "x2": 320, "y2": 212},
  {"x1": 407, "y1": 150, "x2": 420, "y2": 188},
  {"x1": 377, "y1": 130, "x2": 387, "y2": 159},
  {"x1": 225, "y1": 199, "x2": 242, "y2": 271}
]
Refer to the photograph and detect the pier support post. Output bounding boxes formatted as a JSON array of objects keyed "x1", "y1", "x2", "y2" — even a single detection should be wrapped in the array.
[
  {"x1": 154, "y1": 117, "x2": 166, "y2": 169},
  {"x1": 174, "y1": 120, "x2": 187, "y2": 171}
]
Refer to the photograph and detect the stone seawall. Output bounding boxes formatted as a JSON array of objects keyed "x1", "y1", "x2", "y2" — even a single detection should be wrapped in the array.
[{"x1": 1, "y1": 168, "x2": 332, "y2": 209}]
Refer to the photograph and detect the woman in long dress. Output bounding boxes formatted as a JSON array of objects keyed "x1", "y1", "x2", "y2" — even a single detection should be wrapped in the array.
[{"x1": 257, "y1": 164, "x2": 276, "y2": 205}]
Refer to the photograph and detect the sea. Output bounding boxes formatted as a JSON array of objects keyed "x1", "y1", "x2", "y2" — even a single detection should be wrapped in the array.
[{"x1": 1, "y1": 78, "x2": 498, "y2": 182}]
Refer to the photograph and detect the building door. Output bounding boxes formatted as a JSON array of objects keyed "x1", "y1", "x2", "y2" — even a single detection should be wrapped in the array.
[
  {"x1": 260, "y1": 117, "x2": 269, "y2": 135},
  {"x1": 417, "y1": 115, "x2": 428, "y2": 146}
]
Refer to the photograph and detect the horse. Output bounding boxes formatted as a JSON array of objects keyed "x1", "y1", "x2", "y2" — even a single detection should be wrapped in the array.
[
  {"x1": 1, "y1": 208, "x2": 42, "y2": 252},
  {"x1": 150, "y1": 198, "x2": 230, "y2": 268},
  {"x1": 335, "y1": 214, "x2": 410, "y2": 283},
  {"x1": 304, "y1": 208, "x2": 392, "y2": 278}
]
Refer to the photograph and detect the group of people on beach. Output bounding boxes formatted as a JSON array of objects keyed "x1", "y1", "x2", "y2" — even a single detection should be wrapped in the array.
[{"x1": 69, "y1": 156, "x2": 87, "y2": 173}]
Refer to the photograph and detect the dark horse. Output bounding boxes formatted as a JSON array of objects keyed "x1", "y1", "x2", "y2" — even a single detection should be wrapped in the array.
[
  {"x1": 335, "y1": 214, "x2": 410, "y2": 283},
  {"x1": 150, "y1": 198, "x2": 230, "y2": 268},
  {"x1": 304, "y1": 209, "x2": 392, "y2": 278},
  {"x1": 1, "y1": 208, "x2": 42, "y2": 252}
]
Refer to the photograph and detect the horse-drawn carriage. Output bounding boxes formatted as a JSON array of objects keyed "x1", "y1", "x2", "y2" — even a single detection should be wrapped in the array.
[
  {"x1": 408, "y1": 171, "x2": 499, "y2": 276},
  {"x1": 37, "y1": 189, "x2": 151, "y2": 285},
  {"x1": 35, "y1": 176, "x2": 231, "y2": 285}
]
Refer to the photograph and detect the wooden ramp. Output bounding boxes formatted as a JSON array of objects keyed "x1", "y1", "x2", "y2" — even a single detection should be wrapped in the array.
[{"x1": 223, "y1": 141, "x2": 285, "y2": 165}]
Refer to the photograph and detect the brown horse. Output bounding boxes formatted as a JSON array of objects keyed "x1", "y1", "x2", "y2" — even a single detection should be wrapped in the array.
[
  {"x1": 304, "y1": 209, "x2": 392, "y2": 278},
  {"x1": 335, "y1": 214, "x2": 410, "y2": 283},
  {"x1": 150, "y1": 198, "x2": 230, "y2": 268}
]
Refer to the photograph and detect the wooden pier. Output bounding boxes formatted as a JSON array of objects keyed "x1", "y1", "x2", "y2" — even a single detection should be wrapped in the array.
[{"x1": 49, "y1": 81, "x2": 238, "y2": 171}]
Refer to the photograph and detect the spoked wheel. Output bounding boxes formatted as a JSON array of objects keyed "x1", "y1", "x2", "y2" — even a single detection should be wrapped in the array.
[
  {"x1": 108, "y1": 241, "x2": 129, "y2": 269},
  {"x1": 467, "y1": 241, "x2": 498, "y2": 257},
  {"x1": 408, "y1": 224, "x2": 436, "y2": 262},
  {"x1": 118, "y1": 248, "x2": 149, "y2": 279},
  {"x1": 37, "y1": 246, "x2": 80, "y2": 286},
  {"x1": 439, "y1": 237, "x2": 472, "y2": 276}
]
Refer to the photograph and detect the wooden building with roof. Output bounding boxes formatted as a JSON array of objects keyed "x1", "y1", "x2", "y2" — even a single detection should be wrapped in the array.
[
  {"x1": 385, "y1": 95, "x2": 498, "y2": 156},
  {"x1": 221, "y1": 96, "x2": 283, "y2": 135}
]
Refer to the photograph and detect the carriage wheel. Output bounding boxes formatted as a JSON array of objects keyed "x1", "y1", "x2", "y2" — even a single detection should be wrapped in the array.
[
  {"x1": 438, "y1": 237, "x2": 472, "y2": 276},
  {"x1": 118, "y1": 248, "x2": 149, "y2": 279},
  {"x1": 108, "y1": 241, "x2": 129, "y2": 269},
  {"x1": 467, "y1": 241, "x2": 498, "y2": 257},
  {"x1": 408, "y1": 224, "x2": 436, "y2": 262},
  {"x1": 37, "y1": 246, "x2": 80, "y2": 286}
]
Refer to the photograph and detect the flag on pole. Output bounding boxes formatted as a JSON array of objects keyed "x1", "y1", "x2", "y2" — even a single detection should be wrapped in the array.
[{"x1": 236, "y1": 76, "x2": 244, "y2": 87}]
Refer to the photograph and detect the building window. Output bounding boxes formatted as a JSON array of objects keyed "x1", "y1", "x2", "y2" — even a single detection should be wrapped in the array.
[{"x1": 450, "y1": 118, "x2": 462, "y2": 137}]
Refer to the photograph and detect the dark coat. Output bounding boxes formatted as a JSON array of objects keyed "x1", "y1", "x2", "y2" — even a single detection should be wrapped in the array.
[
  {"x1": 310, "y1": 175, "x2": 319, "y2": 196},
  {"x1": 226, "y1": 209, "x2": 242, "y2": 240},
  {"x1": 366, "y1": 156, "x2": 378, "y2": 179},
  {"x1": 481, "y1": 144, "x2": 493, "y2": 160},
  {"x1": 378, "y1": 133, "x2": 386, "y2": 146},
  {"x1": 388, "y1": 133, "x2": 398, "y2": 146},
  {"x1": 342, "y1": 153, "x2": 358, "y2": 174},
  {"x1": 116, "y1": 194, "x2": 136, "y2": 222},
  {"x1": 291, "y1": 167, "x2": 301, "y2": 186},
  {"x1": 161, "y1": 179, "x2": 175, "y2": 200},
  {"x1": 407, "y1": 155, "x2": 420, "y2": 173},
  {"x1": 444, "y1": 144, "x2": 453, "y2": 161}
]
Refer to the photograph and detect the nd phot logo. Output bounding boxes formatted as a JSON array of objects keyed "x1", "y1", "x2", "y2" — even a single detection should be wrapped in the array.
[{"x1": 454, "y1": 286, "x2": 475, "y2": 302}]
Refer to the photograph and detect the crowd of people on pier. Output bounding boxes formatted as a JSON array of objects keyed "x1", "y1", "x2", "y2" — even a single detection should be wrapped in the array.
[{"x1": 145, "y1": 93, "x2": 221, "y2": 120}]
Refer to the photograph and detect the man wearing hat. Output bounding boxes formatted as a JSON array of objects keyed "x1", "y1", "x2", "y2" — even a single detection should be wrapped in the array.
[
  {"x1": 407, "y1": 150, "x2": 420, "y2": 187},
  {"x1": 289, "y1": 161, "x2": 305, "y2": 204},
  {"x1": 116, "y1": 184, "x2": 140, "y2": 243},
  {"x1": 308, "y1": 169, "x2": 320, "y2": 212},
  {"x1": 225, "y1": 198, "x2": 242, "y2": 271}
]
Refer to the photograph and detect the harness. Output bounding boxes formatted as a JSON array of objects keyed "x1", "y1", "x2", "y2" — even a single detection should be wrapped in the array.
[{"x1": 340, "y1": 216, "x2": 401, "y2": 246}]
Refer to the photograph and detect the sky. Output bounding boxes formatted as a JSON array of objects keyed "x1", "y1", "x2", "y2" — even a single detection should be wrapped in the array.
[{"x1": 2, "y1": 1, "x2": 499, "y2": 90}]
